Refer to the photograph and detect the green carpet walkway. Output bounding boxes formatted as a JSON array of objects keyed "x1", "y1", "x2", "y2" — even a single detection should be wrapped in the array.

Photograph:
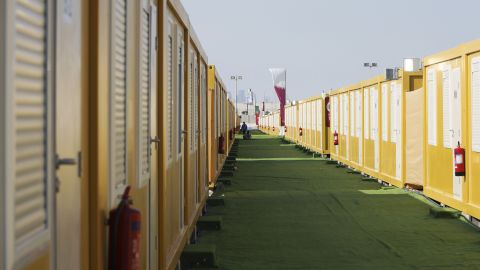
[{"x1": 199, "y1": 133, "x2": 480, "y2": 269}]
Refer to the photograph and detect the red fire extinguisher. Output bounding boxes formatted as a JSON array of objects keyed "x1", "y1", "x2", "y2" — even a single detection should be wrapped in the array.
[
  {"x1": 454, "y1": 141, "x2": 465, "y2": 176},
  {"x1": 108, "y1": 186, "x2": 141, "y2": 270},
  {"x1": 334, "y1": 130, "x2": 339, "y2": 146},
  {"x1": 218, "y1": 135, "x2": 225, "y2": 154},
  {"x1": 299, "y1": 127, "x2": 303, "y2": 137}
]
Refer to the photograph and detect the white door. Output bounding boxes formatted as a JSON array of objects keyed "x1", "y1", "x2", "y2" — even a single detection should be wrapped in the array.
[
  {"x1": 345, "y1": 94, "x2": 349, "y2": 159},
  {"x1": 371, "y1": 88, "x2": 379, "y2": 171},
  {"x1": 193, "y1": 54, "x2": 199, "y2": 204},
  {"x1": 144, "y1": 2, "x2": 159, "y2": 268},
  {"x1": 395, "y1": 85, "x2": 402, "y2": 180},
  {"x1": 177, "y1": 29, "x2": 185, "y2": 228},
  {"x1": 356, "y1": 91, "x2": 362, "y2": 164},
  {"x1": 451, "y1": 68, "x2": 462, "y2": 200},
  {"x1": 55, "y1": 0, "x2": 82, "y2": 268}
]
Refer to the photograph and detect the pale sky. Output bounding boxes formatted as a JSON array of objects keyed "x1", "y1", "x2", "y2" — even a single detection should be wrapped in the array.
[{"x1": 181, "y1": 0, "x2": 479, "y2": 103}]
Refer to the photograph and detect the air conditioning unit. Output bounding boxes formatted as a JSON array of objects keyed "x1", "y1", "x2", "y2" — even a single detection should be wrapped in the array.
[
  {"x1": 404, "y1": 58, "x2": 422, "y2": 72},
  {"x1": 386, "y1": 68, "x2": 399, "y2": 81}
]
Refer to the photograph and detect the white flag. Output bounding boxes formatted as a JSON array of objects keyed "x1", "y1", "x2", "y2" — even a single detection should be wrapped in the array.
[{"x1": 269, "y1": 68, "x2": 287, "y2": 89}]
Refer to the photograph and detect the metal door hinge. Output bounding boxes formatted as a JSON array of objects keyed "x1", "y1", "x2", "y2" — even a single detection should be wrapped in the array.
[
  {"x1": 77, "y1": 151, "x2": 82, "y2": 177},
  {"x1": 55, "y1": 177, "x2": 60, "y2": 193}
]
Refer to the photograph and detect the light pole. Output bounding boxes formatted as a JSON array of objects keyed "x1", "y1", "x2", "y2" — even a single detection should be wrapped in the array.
[
  {"x1": 230, "y1": 75, "x2": 243, "y2": 118},
  {"x1": 363, "y1": 62, "x2": 378, "y2": 69}
]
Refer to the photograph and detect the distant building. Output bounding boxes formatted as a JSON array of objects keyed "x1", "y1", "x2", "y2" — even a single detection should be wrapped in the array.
[{"x1": 237, "y1": 102, "x2": 280, "y2": 125}]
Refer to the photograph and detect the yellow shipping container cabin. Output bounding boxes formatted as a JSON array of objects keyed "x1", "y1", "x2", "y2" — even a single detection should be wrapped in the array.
[
  {"x1": 284, "y1": 102, "x2": 299, "y2": 142},
  {"x1": 0, "y1": 0, "x2": 234, "y2": 269},
  {"x1": 423, "y1": 40, "x2": 480, "y2": 219},
  {"x1": 263, "y1": 114, "x2": 270, "y2": 134},
  {"x1": 272, "y1": 111, "x2": 280, "y2": 135},
  {"x1": 262, "y1": 113, "x2": 272, "y2": 134},
  {"x1": 297, "y1": 95, "x2": 329, "y2": 155},
  {"x1": 298, "y1": 100, "x2": 308, "y2": 147},
  {"x1": 207, "y1": 65, "x2": 232, "y2": 186},
  {"x1": 259, "y1": 111, "x2": 279, "y2": 135},
  {"x1": 329, "y1": 71, "x2": 422, "y2": 186}
]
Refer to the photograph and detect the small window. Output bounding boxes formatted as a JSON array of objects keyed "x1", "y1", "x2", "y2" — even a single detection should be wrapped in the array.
[
  {"x1": 189, "y1": 51, "x2": 194, "y2": 152},
  {"x1": 382, "y1": 84, "x2": 388, "y2": 141},
  {"x1": 201, "y1": 64, "x2": 207, "y2": 145},
  {"x1": 344, "y1": 94, "x2": 349, "y2": 136},
  {"x1": 364, "y1": 89, "x2": 369, "y2": 139},
  {"x1": 110, "y1": 0, "x2": 128, "y2": 206},
  {"x1": 442, "y1": 66, "x2": 451, "y2": 148},
  {"x1": 177, "y1": 32, "x2": 184, "y2": 156},
  {"x1": 2, "y1": 0, "x2": 53, "y2": 267},
  {"x1": 350, "y1": 92, "x2": 355, "y2": 137},
  {"x1": 370, "y1": 87, "x2": 378, "y2": 141},
  {"x1": 390, "y1": 83, "x2": 398, "y2": 142},
  {"x1": 355, "y1": 90, "x2": 361, "y2": 138},
  {"x1": 471, "y1": 57, "x2": 480, "y2": 152},
  {"x1": 193, "y1": 56, "x2": 199, "y2": 151},
  {"x1": 427, "y1": 68, "x2": 437, "y2": 146},
  {"x1": 167, "y1": 19, "x2": 174, "y2": 161},
  {"x1": 137, "y1": 1, "x2": 152, "y2": 187}
]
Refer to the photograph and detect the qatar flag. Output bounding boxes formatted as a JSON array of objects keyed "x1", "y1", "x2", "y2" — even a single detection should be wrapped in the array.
[{"x1": 269, "y1": 68, "x2": 286, "y2": 126}]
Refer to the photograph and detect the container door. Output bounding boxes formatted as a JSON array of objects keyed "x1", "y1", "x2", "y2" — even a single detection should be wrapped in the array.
[
  {"x1": 200, "y1": 65, "x2": 207, "y2": 192},
  {"x1": 177, "y1": 29, "x2": 185, "y2": 228},
  {"x1": 55, "y1": 0, "x2": 82, "y2": 268},
  {"x1": 395, "y1": 84, "x2": 402, "y2": 180},
  {"x1": 451, "y1": 68, "x2": 462, "y2": 200},
  {"x1": 193, "y1": 56, "x2": 199, "y2": 204},
  {"x1": 356, "y1": 90, "x2": 362, "y2": 165},
  {"x1": 318, "y1": 100, "x2": 323, "y2": 150},
  {"x1": 371, "y1": 87, "x2": 379, "y2": 171},
  {"x1": 144, "y1": 2, "x2": 158, "y2": 268},
  {"x1": 350, "y1": 92, "x2": 355, "y2": 160},
  {"x1": 345, "y1": 94, "x2": 350, "y2": 160}
]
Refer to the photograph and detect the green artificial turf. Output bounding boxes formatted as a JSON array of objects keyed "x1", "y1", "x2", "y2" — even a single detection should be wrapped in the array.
[{"x1": 198, "y1": 133, "x2": 480, "y2": 269}]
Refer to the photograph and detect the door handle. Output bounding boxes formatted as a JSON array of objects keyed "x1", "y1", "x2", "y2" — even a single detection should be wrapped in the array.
[
  {"x1": 55, "y1": 154, "x2": 77, "y2": 170},
  {"x1": 150, "y1": 136, "x2": 161, "y2": 143},
  {"x1": 150, "y1": 136, "x2": 161, "y2": 149}
]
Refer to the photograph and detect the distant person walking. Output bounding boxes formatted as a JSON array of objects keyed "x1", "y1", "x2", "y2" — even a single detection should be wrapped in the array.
[{"x1": 240, "y1": 122, "x2": 248, "y2": 135}]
